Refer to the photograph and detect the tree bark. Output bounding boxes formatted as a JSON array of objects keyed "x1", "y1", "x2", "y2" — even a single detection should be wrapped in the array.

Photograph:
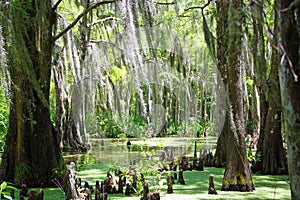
[
  {"x1": 253, "y1": 0, "x2": 288, "y2": 175},
  {"x1": 0, "y1": 1, "x2": 65, "y2": 187},
  {"x1": 249, "y1": 0, "x2": 268, "y2": 150},
  {"x1": 221, "y1": 0, "x2": 254, "y2": 192},
  {"x1": 213, "y1": 0, "x2": 229, "y2": 167},
  {"x1": 279, "y1": 0, "x2": 300, "y2": 198},
  {"x1": 214, "y1": 115, "x2": 228, "y2": 167}
]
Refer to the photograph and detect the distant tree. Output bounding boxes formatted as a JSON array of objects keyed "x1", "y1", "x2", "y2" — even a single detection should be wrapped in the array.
[
  {"x1": 253, "y1": 0, "x2": 288, "y2": 175},
  {"x1": 248, "y1": 0, "x2": 268, "y2": 149},
  {"x1": 279, "y1": 0, "x2": 300, "y2": 198}
]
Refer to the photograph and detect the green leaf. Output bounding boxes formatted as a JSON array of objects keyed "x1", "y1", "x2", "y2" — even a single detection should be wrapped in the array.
[{"x1": 0, "y1": 181, "x2": 7, "y2": 192}]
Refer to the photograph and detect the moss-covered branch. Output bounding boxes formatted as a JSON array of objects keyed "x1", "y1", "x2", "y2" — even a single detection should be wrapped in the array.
[{"x1": 53, "y1": 0, "x2": 116, "y2": 41}]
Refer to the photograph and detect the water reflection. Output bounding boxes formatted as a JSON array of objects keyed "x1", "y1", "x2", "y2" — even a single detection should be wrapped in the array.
[{"x1": 85, "y1": 137, "x2": 217, "y2": 167}]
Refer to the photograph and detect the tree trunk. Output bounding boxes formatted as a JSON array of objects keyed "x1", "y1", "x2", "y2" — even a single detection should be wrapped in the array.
[
  {"x1": 253, "y1": 0, "x2": 288, "y2": 175},
  {"x1": 53, "y1": 51, "x2": 67, "y2": 150},
  {"x1": 53, "y1": 17, "x2": 89, "y2": 152},
  {"x1": 0, "y1": 1, "x2": 65, "y2": 187},
  {"x1": 213, "y1": 0, "x2": 229, "y2": 168},
  {"x1": 221, "y1": 0, "x2": 254, "y2": 192},
  {"x1": 279, "y1": 1, "x2": 300, "y2": 198},
  {"x1": 213, "y1": 114, "x2": 228, "y2": 167},
  {"x1": 249, "y1": 0, "x2": 268, "y2": 150},
  {"x1": 53, "y1": 45, "x2": 87, "y2": 153}
]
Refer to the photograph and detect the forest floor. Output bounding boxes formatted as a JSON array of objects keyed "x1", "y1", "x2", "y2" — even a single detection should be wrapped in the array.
[{"x1": 15, "y1": 164, "x2": 291, "y2": 200}]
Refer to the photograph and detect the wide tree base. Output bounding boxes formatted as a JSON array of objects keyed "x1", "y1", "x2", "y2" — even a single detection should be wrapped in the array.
[{"x1": 221, "y1": 176, "x2": 255, "y2": 192}]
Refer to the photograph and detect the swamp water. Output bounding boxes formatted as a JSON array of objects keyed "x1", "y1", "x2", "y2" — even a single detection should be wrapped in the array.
[{"x1": 64, "y1": 137, "x2": 217, "y2": 169}]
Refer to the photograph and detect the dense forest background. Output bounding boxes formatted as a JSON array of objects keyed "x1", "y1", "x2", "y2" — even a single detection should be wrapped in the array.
[{"x1": 0, "y1": 0, "x2": 300, "y2": 199}]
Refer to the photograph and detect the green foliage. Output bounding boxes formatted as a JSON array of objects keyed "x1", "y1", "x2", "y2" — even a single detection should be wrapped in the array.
[
  {"x1": 110, "y1": 66, "x2": 127, "y2": 84},
  {"x1": 75, "y1": 154, "x2": 97, "y2": 171},
  {"x1": 0, "y1": 87, "x2": 9, "y2": 152},
  {"x1": 122, "y1": 115, "x2": 147, "y2": 138},
  {"x1": 14, "y1": 162, "x2": 35, "y2": 186},
  {"x1": 176, "y1": 118, "x2": 207, "y2": 137},
  {"x1": 96, "y1": 112, "x2": 149, "y2": 138},
  {"x1": 0, "y1": 181, "x2": 18, "y2": 200},
  {"x1": 247, "y1": 149, "x2": 261, "y2": 167},
  {"x1": 85, "y1": 113, "x2": 100, "y2": 138},
  {"x1": 246, "y1": 119, "x2": 254, "y2": 135},
  {"x1": 166, "y1": 121, "x2": 178, "y2": 135},
  {"x1": 130, "y1": 144, "x2": 144, "y2": 152},
  {"x1": 97, "y1": 113, "x2": 124, "y2": 138},
  {"x1": 49, "y1": 82, "x2": 56, "y2": 125},
  {"x1": 246, "y1": 77, "x2": 254, "y2": 87},
  {"x1": 11, "y1": 0, "x2": 33, "y2": 17}
]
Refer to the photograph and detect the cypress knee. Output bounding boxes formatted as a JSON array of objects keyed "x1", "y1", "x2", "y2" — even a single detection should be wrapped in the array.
[
  {"x1": 118, "y1": 175, "x2": 124, "y2": 194},
  {"x1": 95, "y1": 181, "x2": 100, "y2": 200},
  {"x1": 177, "y1": 169, "x2": 185, "y2": 185},
  {"x1": 167, "y1": 174, "x2": 173, "y2": 194},
  {"x1": 208, "y1": 174, "x2": 217, "y2": 195},
  {"x1": 141, "y1": 182, "x2": 151, "y2": 200}
]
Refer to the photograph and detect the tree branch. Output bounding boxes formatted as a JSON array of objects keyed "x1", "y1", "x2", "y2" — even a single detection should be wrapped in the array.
[
  {"x1": 90, "y1": 40, "x2": 123, "y2": 51},
  {"x1": 53, "y1": 0, "x2": 116, "y2": 41},
  {"x1": 153, "y1": 1, "x2": 176, "y2": 5},
  {"x1": 53, "y1": 0, "x2": 63, "y2": 11},
  {"x1": 88, "y1": 17, "x2": 120, "y2": 28},
  {"x1": 146, "y1": 0, "x2": 176, "y2": 5},
  {"x1": 184, "y1": 0, "x2": 212, "y2": 12},
  {"x1": 279, "y1": 42, "x2": 299, "y2": 82}
]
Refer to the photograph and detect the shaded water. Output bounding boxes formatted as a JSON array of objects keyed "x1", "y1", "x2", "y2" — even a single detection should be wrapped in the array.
[{"x1": 73, "y1": 137, "x2": 217, "y2": 168}]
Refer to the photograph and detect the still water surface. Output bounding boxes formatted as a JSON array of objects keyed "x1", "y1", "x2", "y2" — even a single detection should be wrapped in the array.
[{"x1": 76, "y1": 137, "x2": 218, "y2": 167}]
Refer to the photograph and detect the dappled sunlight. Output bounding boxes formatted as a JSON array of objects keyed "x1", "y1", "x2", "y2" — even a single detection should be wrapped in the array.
[
  {"x1": 61, "y1": 163, "x2": 290, "y2": 200},
  {"x1": 61, "y1": 138, "x2": 291, "y2": 200}
]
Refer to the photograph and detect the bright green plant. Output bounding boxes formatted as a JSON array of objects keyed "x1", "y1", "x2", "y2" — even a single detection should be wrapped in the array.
[
  {"x1": 75, "y1": 154, "x2": 97, "y2": 171},
  {"x1": 0, "y1": 181, "x2": 18, "y2": 200},
  {"x1": 0, "y1": 87, "x2": 9, "y2": 152},
  {"x1": 247, "y1": 148, "x2": 261, "y2": 167},
  {"x1": 97, "y1": 113, "x2": 124, "y2": 138}
]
